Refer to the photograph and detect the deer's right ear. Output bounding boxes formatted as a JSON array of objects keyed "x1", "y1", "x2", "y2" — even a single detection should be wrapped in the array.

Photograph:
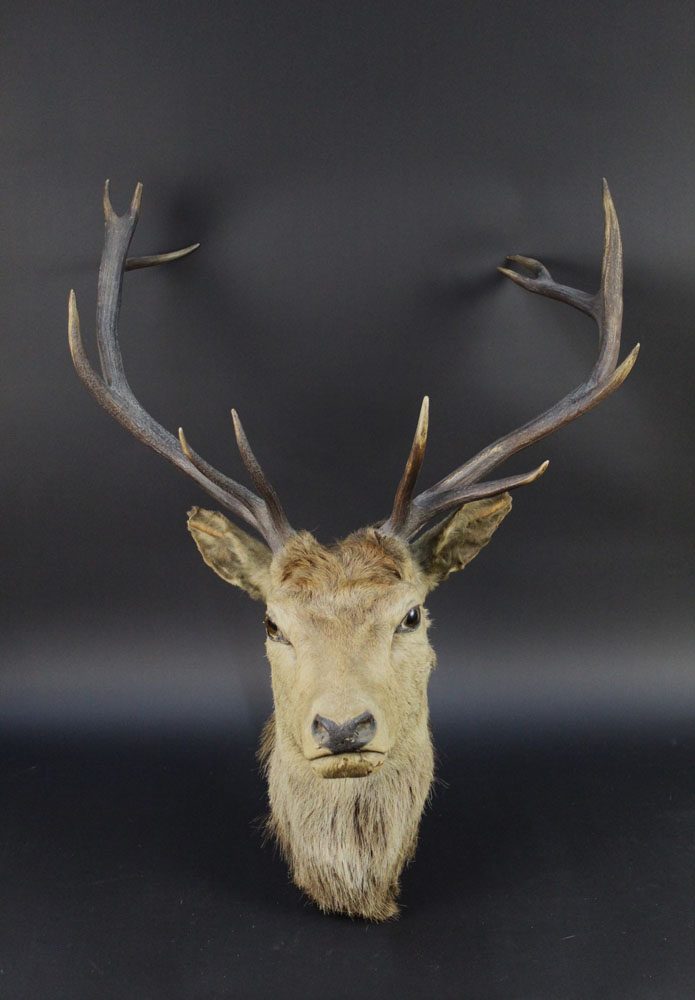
[
  {"x1": 187, "y1": 507, "x2": 272, "y2": 602},
  {"x1": 410, "y1": 493, "x2": 512, "y2": 592}
]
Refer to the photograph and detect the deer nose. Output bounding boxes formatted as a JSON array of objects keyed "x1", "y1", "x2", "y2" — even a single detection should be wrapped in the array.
[{"x1": 311, "y1": 711, "x2": 377, "y2": 754}]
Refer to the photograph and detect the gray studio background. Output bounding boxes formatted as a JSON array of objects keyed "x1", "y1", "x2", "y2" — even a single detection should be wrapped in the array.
[{"x1": 2, "y1": 2, "x2": 693, "y2": 736}]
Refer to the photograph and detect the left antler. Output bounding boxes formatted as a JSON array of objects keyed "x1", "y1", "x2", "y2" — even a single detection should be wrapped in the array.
[
  {"x1": 381, "y1": 180, "x2": 639, "y2": 540},
  {"x1": 68, "y1": 182, "x2": 295, "y2": 551}
]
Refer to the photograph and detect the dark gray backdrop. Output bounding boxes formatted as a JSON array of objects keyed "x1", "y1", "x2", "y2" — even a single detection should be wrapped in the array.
[{"x1": 1, "y1": 2, "x2": 694, "y2": 998}]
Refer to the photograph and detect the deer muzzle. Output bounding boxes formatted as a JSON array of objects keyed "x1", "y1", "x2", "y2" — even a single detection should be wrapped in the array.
[{"x1": 305, "y1": 709, "x2": 388, "y2": 777}]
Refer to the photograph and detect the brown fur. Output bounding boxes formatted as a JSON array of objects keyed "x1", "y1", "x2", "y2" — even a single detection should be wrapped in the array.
[{"x1": 276, "y1": 529, "x2": 410, "y2": 598}]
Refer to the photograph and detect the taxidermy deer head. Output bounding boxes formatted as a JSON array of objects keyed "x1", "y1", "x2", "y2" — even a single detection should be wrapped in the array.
[{"x1": 69, "y1": 180, "x2": 637, "y2": 920}]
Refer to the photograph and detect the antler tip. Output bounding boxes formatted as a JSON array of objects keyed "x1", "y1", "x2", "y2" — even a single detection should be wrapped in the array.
[
  {"x1": 497, "y1": 264, "x2": 541, "y2": 291},
  {"x1": 230, "y1": 408, "x2": 243, "y2": 435},
  {"x1": 67, "y1": 289, "x2": 80, "y2": 337},
  {"x1": 417, "y1": 395, "x2": 430, "y2": 433},
  {"x1": 102, "y1": 179, "x2": 114, "y2": 219},
  {"x1": 178, "y1": 426, "x2": 192, "y2": 458},
  {"x1": 124, "y1": 241, "x2": 200, "y2": 272},
  {"x1": 601, "y1": 177, "x2": 614, "y2": 205},
  {"x1": 614, "y1": 342, "x2": 640, "y2": 382},
  {"x1": 230, "y1": 408, "x2": 252, "y2": 456},
  {"x1": 497, "y1": 265, "x2": 516, "y2": 281},
  {"x1": 601, "y1": 179, "x2": 619, "y2": 231},
  {"x1": 518, "y1": 459, "x2": 550, "y2": 488},
  {"x1": 129, "y1": 182, "x2": 144, "y2": 220}
]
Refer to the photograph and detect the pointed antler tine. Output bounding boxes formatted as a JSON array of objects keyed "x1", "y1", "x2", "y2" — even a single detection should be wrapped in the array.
[
  {"x1": 68, "y1": 290, "x2": 95, "y2": 384},
  {"x1": 67, "y1": 289, "x2": 81, "y2": 357},
  {"x1": 497, "y1": 264, "x2": 545, "y2": 293},
  {"x1": 590, "y1": 342, "x2": 641, "y2": 403},
  {"x1": 381, "y1": 396, "x2": 430, "y2": 537},
  {"x1": 129, "y1": 182, "x2": 143, "y2": 222},
  {"x1": 125, "y1": 243, "x2": 200, "y2": 271},
  {"x1": 599, "y1": 178, "x2": 621, "y2": 307},
  {"x1": 178, "y1": 426, "x2": 193, "y2": 459},
  {"x1": 68, "y1": 288, "x2": 116, "y2": 406},
  {"x1": 525, "y1": 459, "x2": 549, "y2": 483},
  {"x1": 594, "y1": 177, "x2": 624, "y2": 379},
  {"x1": 67, "y1": 288, "x2": 92, "y2": 382},
  {"x1": 231, "y1": 409, "x2": 267, "y2": 495},
  {"x1": 602, "y1": 177, "x2": 615, "y2": 222},
  {"x1": 178, "y1": 423, "x2": 246, "y2": 495},
  {"x1": 461, "y1": 458, "x2": 550, "y2": 496},
  {"x1": 102, "y1": 179, "x2": 114, "y2": 220},
  {"x1": 413, "y1": 460, "x2": 551, "y2": 529},
  {"x1": 231, "y1": 409, "x2": 293, "y2": 543}
]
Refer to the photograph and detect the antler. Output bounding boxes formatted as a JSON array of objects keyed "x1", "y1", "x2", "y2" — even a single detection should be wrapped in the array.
[
  {"x1": 68, "y1": 182, "x2": 294, "y2": 551},
  {"x1": 381, "y1": 180, "x2": 639, "y2": 539}
]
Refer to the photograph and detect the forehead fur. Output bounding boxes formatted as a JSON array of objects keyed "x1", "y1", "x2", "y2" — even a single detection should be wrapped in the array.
[{"x1": 271, "y1": 528, "x2": 419, "y2": 603}]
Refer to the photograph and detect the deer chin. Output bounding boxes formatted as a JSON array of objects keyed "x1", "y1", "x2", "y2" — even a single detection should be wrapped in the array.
[{"x1": 309, "y1": 751, "x2": 386, "y2": 779}]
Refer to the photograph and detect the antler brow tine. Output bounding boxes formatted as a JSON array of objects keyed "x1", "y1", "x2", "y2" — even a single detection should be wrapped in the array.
[{"x1": 380, "y1": 180, "x2": 639, "y2": 540}]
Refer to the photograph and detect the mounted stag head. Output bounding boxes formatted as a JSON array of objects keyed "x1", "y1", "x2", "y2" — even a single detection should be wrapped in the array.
[{"x1": 69, "y1": 181, "x2": 638, "y2": 920}]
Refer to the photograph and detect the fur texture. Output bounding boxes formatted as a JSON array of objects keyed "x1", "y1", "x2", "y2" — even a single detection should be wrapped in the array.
[
  {"x1": 259, "y1": 714, "x2": 434, "y2": 920},
  {"x1": 187, "y1": 495, "x2": 512, "y2": 920}
]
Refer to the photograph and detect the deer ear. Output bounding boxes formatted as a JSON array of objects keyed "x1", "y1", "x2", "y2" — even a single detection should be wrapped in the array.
[
  {"x1": 411, "y1": 493, "x2": 512, "y2": 591},
  {"x1": 187, "y1": 507, "x2": 272, "y2": 602}
]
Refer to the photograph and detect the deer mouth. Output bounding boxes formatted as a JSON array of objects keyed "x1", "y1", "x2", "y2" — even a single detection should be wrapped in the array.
[{"x1": 310, "y1": 750, "x2": 386, "y2": 779}]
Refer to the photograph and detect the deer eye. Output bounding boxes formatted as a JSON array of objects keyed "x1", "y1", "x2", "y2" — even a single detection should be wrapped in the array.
[
  {"x1": 264, "y1": 615, "x2": 290, "y2": 644},
  {"x1": 396, "y1": 606, "x2": 422, "y2": 633}
]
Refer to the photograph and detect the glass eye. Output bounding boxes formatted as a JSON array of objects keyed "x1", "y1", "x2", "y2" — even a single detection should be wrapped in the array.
[
  {"x1": 396, "y1": 606, "x2": 422, "y2": 633},
  {"x1": 264, "y1": 615, "x2": 289, "y2": 644}
]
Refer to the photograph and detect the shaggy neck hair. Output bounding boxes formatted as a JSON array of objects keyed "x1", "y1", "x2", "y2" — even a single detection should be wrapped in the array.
[{"x1": 259, "y1": 714, "x2": 434, "y2": 921}]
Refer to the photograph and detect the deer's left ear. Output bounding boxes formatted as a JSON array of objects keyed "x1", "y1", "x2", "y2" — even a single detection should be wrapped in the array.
[
  {"x1": 187, "y1": 507, "x2": 272, "y2": 602},
  {"x1": 410, "y1": 493, "x2": 512, "y2": 592}
]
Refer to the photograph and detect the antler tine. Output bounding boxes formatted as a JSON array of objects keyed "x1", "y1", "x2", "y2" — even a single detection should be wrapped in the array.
[
  {"x1": 386, "y1": 396, "x2": 429, "y2": 536},
  {"x1": 381, "y1": 181, "x2": 639, "y2": 540},
  {"x1": 69, "y1": 181, "x2": 294, "y2": 552},
  {"x1": 230, "y1": 409, "x2": 291, "y2": 534},
  {"x1": 125, "y1": 244, "x2": 201, "y2": 271}
]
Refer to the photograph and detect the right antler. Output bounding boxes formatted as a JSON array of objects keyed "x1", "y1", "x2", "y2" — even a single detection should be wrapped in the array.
[
  {"x1": 380, "y1": 180, "x2": 639, "y2": 540},
  {"x1": 68, "y1": 182, "x2": 294, "y2": 551}
]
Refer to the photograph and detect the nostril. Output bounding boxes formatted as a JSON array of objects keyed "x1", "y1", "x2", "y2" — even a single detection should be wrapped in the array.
[
  {"x1": 351, "y1": 712, "x2": 377, "y2": 747},
  {"x1": 312, "y1": 711, "x2": 377, "y2": 754},
  {"x1": 311, "y1": 714, "x2": 336, "y2": 747}
]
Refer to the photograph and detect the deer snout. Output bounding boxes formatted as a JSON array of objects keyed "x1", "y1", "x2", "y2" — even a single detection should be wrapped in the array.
[{"x1": 311, "y1": 711, "x2": 377, "y2": 755}]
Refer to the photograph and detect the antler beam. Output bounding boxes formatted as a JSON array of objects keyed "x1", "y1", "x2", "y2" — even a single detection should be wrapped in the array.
[
  {"x1": 381, "y1": 180, "x2": 639, "y2": 539},
  {"x1": 68, "y1": 182, "x2": 294, "y2": 551}
]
